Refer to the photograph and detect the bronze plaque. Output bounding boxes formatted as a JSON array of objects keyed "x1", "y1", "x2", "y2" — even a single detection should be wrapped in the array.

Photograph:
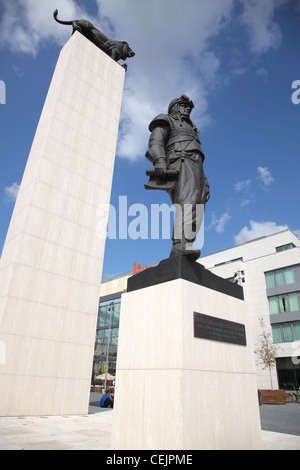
[{"x1": 193, "y1": 312, "x2": 247, "y2": 346}]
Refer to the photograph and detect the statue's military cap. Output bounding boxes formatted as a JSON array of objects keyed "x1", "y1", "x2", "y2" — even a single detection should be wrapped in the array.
[
  {"x1": 148, "y1": 96, "x2": 194, "y2": 132},
  {"x1": 168, "y1": 95, "x2": 194, "y2": 114}
]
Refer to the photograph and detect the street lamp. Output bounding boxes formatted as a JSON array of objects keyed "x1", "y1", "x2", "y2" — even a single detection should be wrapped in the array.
[{"x1": 234, "y1": 269, "x2": 245, "y2": 285}]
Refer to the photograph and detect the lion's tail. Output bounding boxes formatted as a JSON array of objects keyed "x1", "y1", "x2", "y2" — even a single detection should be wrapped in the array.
[{"x1": 53, "y1": 9, "x2": 74, "y2": 25}]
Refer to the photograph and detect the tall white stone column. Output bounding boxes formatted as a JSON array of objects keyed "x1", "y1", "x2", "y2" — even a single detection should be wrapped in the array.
[{"x1": 0, "y1": 32, "x2": 125, "y2": 416}]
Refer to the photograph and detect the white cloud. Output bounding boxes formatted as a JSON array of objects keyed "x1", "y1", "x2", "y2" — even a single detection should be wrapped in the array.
[
  {"x1": 0, "y1": 0, "x2": 91, "y2": 56},
  {"x1": 234, "y1": 179, "x2": 253, "y2": 206},
  {"x1": 208, "y1": 212, "x2": 231, "y2": 233},
  {"x1": 239, "y1": 0, "x2": 288, "y2": 54},
  {"x1": 257, "y1": 67, "x2": 268, "y2": 82},
  {"x1": 235, "y1": 179, "x2": 251, "y2": 191},
  {"x1": 96, "y1": 0, "x2": 290, "y2": 161},
  {"x1": 257, "y1": 166, "x2": 274, "y2": 187},
  {"x1": 240, "y1": 198, "x2": 252, "y2": 207},
  {"x1": 234, "y1": 220, "x2": 288, "y2": 245},
  {"x1": 4, "y1": 182, "x2": 20, "y2": 202},
  {"x1": 1, "y1": 0, "x2": 290, "y2": 162},
  {"x1": 96, "y1": 0, "x2": 236, "y2": 161},
  {"x1": 234, "y1": 166, "x2": 274, "y2": 206}
]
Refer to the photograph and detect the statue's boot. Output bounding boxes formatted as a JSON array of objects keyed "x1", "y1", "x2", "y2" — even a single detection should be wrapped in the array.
[{"x1": 169, "y1": 240, "x2": 200, "y2": 261}]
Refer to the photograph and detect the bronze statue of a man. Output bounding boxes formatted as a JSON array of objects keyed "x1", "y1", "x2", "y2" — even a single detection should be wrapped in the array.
[{"x1": 145, "y1": 95, "x2": 210, "y2": 260}]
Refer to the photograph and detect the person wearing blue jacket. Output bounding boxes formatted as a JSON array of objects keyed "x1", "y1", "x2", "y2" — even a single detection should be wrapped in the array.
[{"x1": 100, "y1": 393, "x2": 113, "y2": 408}]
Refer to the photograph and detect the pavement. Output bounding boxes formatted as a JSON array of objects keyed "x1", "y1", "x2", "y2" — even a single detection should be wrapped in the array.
[{"x1": 0, "y1": 393, "x2": 299, "y2": 450}]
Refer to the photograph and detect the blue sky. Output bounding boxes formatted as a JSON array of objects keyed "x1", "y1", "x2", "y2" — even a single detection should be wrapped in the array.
[{"x1": 0, "y1": 0, "x2": 300, "y2": 277}]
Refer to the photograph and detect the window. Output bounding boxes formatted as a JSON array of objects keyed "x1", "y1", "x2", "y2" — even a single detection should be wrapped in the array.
[
  {"x1": 285, "y1": 267, "x2": 295, "y2": 284},
  {"x1": 275, "y1": 270, "x2": 285, "y2": 286},
  {"x1": 276, "y1": 243, "x2": 295, "y2": 252},
  {"x1": 269, "y1": 296, "x2": 279, "y2": 314},
  {"x1": 215, "y1": 257, "x2": 243, "y2": 267},
  {"x1": 272, "y1": 324, "x2": 282, "y2": 343},
  {"x1": 94, "y1": 298, "x2": 121, "y2": 379},
  {"x1": 265, "y1": 265, "x2": 299, "y2": 288},
  {"x1": 282, "y1": 323, "x2": 293, "y2": 342},
  {"x1": 279, "y1": 295, "x2": 289, "y2": 313},
  {"x1": 265, "y1": 271, "x2": 275, "y2": 288},
  {"x1": 272, "y1": 321, "x2": 300, "y2": 343},
  {"x1": 276, "y1": 357, "x2": 300, "y2": 391},
  {"x1": 294, "y1": 322, "x2": 300, "y2": 341},
  {"x1": 289, "y1": 293, "x2": 300, "y2": 311},
  {"x1": 112, "y1": 302, "x2": 120, "y2": 325},
  {"x1": 268, "y1": 291, "x2": 300, "y2": 315},
  {"x1": 97, "y1": 299, "x2": 121, "y2": 329}
]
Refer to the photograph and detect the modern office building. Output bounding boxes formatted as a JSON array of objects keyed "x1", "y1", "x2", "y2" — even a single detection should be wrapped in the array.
[
  {"x1": 93, "y1": 230, "x2": 300, "y2": 391},
  {"x1": 200, "y1": 229, "x2": 300, "y2": 390},
  {"x1": 92, "y1": 271, "x2": 131, "y2": 380}
]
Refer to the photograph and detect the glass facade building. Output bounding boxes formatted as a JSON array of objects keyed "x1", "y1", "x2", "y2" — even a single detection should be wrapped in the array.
[
  {"x1": 199, "y1": 231, "x2": 300, "y2": 391},
  {"x1": 92, "y1": 296, "x2": 121, "y2": 381},
  {"x1": 265, "y1": 264, "x2": 300, "y2": 289},
  {"x1": 265, "y1": 263, "x2": 300, "y2": 390}
]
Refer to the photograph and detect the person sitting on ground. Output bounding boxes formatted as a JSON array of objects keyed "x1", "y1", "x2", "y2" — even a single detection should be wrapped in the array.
[{"x1": 100, "y1": 392, "x2": 113, "y2": 408}]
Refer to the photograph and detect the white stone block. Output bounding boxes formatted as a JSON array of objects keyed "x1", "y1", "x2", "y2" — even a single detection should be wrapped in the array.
[
  {"x1": 0, "y1": 32, "x2": 124, "y2": 416},
  {"x1": 111, "y1": 278, "x2": 262, "y2": 450}
]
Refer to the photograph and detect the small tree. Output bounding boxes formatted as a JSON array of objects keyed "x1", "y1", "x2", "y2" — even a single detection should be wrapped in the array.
[{"x1": 255, "y1": 317, "x2": 279, "y2": 390}]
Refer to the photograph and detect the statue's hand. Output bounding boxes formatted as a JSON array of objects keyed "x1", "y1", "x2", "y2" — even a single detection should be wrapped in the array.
[{"x1": 155, "y1": 159, "x2": 167, "y2": 179}]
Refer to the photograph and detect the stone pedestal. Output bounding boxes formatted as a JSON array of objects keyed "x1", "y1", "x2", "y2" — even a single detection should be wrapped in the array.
[
  {"x1": 111, "y1": 257, "x2": 262, "y2": 450},
  {"x1": 0, "y1": 32, "x2": 125, "y2": 416}
]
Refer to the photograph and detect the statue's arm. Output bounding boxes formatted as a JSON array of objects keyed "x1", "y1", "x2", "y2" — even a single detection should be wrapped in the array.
[{"x1": 146, "y1": 122, "x2": 169, "y2": 170}]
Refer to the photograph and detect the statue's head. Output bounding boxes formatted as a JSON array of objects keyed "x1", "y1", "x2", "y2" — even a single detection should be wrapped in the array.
[{"x1": 168, "y1": 95, "x2": 194, "y2": 117}]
